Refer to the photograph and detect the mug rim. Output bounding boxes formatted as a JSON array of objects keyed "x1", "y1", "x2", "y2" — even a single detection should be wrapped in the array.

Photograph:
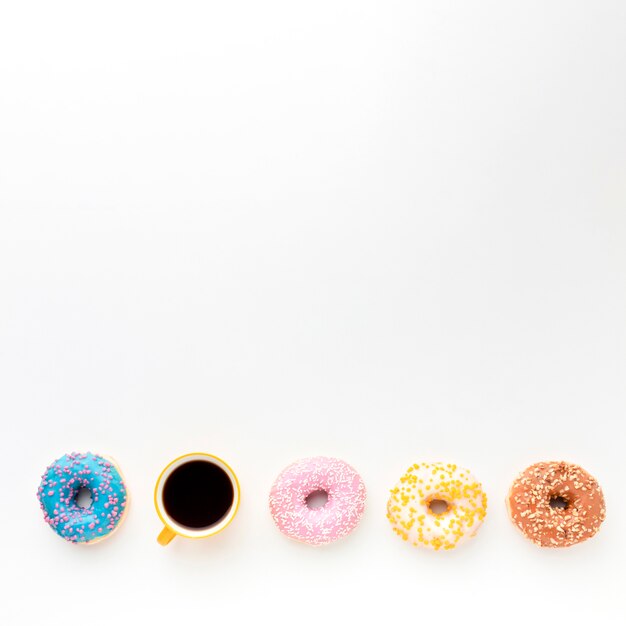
[{"x1": 154, "y1": 452, "x2": 241, "y2": 539}]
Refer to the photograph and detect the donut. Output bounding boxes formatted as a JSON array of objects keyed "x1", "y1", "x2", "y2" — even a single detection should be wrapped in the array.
[
  {"x1": 387, "y1": 462, "x2": 487, "y2": 551},
  {"x1": 506, "y1": 461, "x2": 606, "y2": 548},
  {"x1": 269, "y1": 456, "x2": 366, "y2": 545},
  {"x1": 37, "y1": 452, "x2": 129, "y2": 544}
]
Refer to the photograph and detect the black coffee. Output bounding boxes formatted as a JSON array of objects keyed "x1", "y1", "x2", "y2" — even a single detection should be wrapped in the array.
[{"x1": 163, "y1": 460, "x2": 234, "y2": 529}]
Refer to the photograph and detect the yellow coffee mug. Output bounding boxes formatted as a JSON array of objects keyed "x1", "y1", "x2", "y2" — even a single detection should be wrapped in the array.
[{"x1": 154, "y1": 452, "x2": 241, "y2": 546}]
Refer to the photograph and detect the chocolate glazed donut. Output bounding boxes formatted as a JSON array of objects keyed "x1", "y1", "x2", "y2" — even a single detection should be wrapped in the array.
[{"x1": 507, "y1": 461, "x2": 606, "y2": 548}]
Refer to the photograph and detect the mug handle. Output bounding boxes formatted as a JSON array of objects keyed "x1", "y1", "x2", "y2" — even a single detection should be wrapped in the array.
[{"x1": 157, "y1": 526, "x2": 176, "y2": 546}]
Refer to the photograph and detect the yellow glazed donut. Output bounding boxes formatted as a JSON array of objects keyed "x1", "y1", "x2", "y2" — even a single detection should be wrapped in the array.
[{"x1": 387, "y1": 462, "x2": 487, "y2": 551}]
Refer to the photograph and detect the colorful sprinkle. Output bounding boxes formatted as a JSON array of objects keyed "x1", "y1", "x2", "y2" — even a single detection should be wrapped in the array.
[
  {"x1": 387, "y1": 462, "x2": 487, "y2": 551},
  {"x1": 37, "y1": 452, "x2": 128, "y2": 544}
]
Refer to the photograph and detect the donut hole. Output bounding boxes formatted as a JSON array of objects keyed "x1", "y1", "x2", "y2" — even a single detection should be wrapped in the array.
[
  {"x1": 428, "y1": 499, "x2": 450, "y2": 515},
  {"x1": 305, "y1": 490, "x2": 329, "y2": 510},
  {"x1": 549, "y1": 495, "x2": 569, "y2": 510},
  {"x1": 75, "y1": 487, "x2": 93, "y2": 509}
]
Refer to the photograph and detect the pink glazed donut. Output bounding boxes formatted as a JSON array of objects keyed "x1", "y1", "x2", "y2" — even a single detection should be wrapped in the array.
[{"x1": 269, "y1": 456, "x2": 366, "y2": 545}]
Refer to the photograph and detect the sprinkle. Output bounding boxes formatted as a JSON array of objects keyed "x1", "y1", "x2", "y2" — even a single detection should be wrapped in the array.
[
  {"x1": 37, "y1": 452, "x2": 127, "y2": 544},
  {"x1": 269, "y1": 457, "x2": 366, "y2": 546},
  {"x1": 506, "y1": 461, "x2": 606, "y2": 548},
  {"x1": 386, "y1": 462, "x2": 487, "y2": 551}
]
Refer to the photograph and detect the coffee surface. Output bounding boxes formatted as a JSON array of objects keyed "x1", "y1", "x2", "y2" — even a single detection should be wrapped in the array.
[{"x1": 163, "y1": 460, "x2": 234, "y2": 529}]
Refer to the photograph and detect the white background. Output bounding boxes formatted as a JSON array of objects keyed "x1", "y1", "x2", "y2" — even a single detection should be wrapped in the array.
[{"x1": 1, "y1": 1, "x2": 625, "y2": 624}]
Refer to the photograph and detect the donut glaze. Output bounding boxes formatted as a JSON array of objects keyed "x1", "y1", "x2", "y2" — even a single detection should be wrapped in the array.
[
  {"x1": 507, "y1": 461, "x2": 606, "y2": 548},
  {"x1": 387, "y1": 462, "x2": 487, "y2": 551},
  {"x1": 37, "y1": 452, "x2": 128, "y2": 544},
  {"x1": 269, "y1": 456, "x2": 366, "y2": 545}
]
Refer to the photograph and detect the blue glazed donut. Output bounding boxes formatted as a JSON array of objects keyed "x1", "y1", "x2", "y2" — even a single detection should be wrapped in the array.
[{"x1": 37, "y1": 452, "x2": 128, "y2": 544}]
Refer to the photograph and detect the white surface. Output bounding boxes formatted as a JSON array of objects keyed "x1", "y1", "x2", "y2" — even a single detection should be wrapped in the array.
[{"x1": 1, "y1": 1, "x2": 625, "y2": 624}]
